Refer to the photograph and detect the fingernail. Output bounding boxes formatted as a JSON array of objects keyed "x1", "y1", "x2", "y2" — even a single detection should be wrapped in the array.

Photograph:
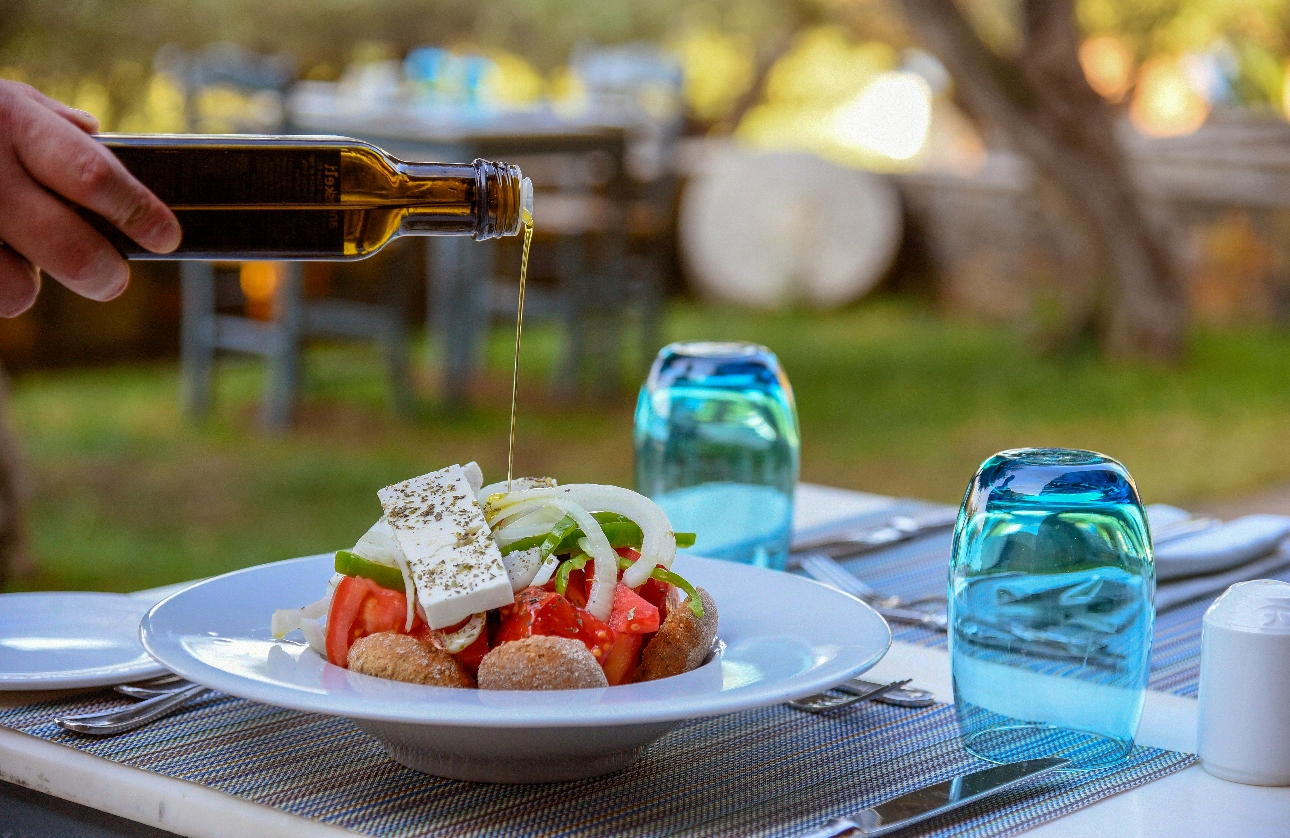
[
  {"x1": 146, "y1": 215, "x2": 182, "y2": 253},
  {"x1": 73, "y1": 108, "x2": 100, "y2": 131},
  {"x1": 91, "y1": 253, "x2": 129, "y2": 301}
]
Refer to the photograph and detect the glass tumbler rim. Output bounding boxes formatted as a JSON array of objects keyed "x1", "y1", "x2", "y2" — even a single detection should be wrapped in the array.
[
  {"x1": 969, "y1": 447, "x2": 1140, "y2": 508},
  {"x1": 660, "y1": 340, "x2": 770, "y2": 359},
  {"x1": 992, "y1": 447, "x2": 1116, "y2": 467}
]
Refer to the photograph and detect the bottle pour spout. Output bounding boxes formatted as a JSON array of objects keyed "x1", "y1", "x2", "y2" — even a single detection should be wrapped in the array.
[{"x1": 521, "y1": 177, "x2": 534, "y2": 226}]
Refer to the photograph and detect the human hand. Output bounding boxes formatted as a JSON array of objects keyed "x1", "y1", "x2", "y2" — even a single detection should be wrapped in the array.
[{"x1": 0, "y1": 79, "x2": 180, "y2": 316}]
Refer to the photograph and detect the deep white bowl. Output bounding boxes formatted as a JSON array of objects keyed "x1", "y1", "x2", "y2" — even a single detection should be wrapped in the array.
[{"x1": 142, "y1": 553, "x2": 890, "y2": 782}]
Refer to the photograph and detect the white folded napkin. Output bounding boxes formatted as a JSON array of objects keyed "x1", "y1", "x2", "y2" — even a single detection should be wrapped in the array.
[{"x1": 1154, "y1": 514, "x2": 1290, "y2": 581}]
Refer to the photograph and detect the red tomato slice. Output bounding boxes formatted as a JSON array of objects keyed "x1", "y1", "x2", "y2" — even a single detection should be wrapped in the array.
[
  {"x1": 609, "y1": 582, "x2": 660, "y2": 634},
  {"x1": 497, "y1": 586, "x2": 616, "y2": 665},
  {"x1": 563, "y1": 568, "x2": 588, "y2": 608},
  {"x1": 602, "y1": 631, "x2": 643, "y2": 686},
  {"x1": 635, "y1": 577, "x2": 669, "y2": 620},
  {"x1": 325, "y1": 575, "x2": 409, "y2": 668}
]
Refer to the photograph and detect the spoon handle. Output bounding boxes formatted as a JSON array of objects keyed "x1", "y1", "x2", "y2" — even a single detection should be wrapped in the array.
[{"x1": 57, "y1": 683, "x2": 208, "y2": 736}]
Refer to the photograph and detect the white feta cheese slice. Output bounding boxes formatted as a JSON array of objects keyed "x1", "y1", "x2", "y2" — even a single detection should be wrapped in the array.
[{"x1": 378, "y1": 465, "x2": 515, "y2": 630}]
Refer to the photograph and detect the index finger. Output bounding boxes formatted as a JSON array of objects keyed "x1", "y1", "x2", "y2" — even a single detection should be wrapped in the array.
[
  {"x1": 8, "y1": 94, "x2": 180, "y2": 254},
  {"x1": 16, "y1": 83, "x2": 100, "y2": 133}
]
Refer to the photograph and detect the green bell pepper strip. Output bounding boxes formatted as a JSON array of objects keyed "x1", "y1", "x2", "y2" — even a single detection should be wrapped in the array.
[
  {"x1": 334, "y1": 550, "x2": 406, "y2": 592},
  {"x1": 499, "y1": 533, "x2": 547, "y2": 557},
  {"x1": 652, "y1": 568, "x2": 705, "y2": 618},
  {"x1": 614, "y1": 555, "x2": 704, "y2": 618},
  {"x1": 502, "y1": 525, "x2": 692, "y2": 557},
  {"x1": 553, "y1": 552, "x2": 590, "y2": 595},
  {"x1": 538, "y1": 512, "x2": 695, "y2": 557}
]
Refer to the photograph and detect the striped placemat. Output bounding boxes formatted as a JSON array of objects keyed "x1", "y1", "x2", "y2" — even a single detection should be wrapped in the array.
[
  {"x1": 810, "y1": 503, "x2": 1290, "y2": 697},
  {"x1": 1, "y1": 689, "x2": 1191, "y2": 838}
]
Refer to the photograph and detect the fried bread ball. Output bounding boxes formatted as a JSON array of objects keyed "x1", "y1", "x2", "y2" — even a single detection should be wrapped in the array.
[
  {"x1": 477, "y1": 635, "x2": 609, "y2": 690},
  {"x1": 347, "y1": 632, "x2": 475, "y2": 688},
  {"x1": 634, "y1": 587, "x2": 719, "y2": 682}
]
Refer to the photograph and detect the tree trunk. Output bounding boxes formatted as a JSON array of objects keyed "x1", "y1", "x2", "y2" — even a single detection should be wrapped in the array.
[{"x1": 897, "y1": 0, "x2": 1187, "y2": 358}]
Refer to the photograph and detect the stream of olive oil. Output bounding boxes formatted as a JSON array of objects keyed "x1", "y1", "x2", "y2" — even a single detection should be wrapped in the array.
[{"x1": 506, "y1": 215, "x2": 534, "y2": 490}]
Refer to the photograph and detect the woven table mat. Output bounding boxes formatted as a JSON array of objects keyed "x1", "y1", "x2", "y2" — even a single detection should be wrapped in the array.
[
  {"x1": 1, "y1": 689, "x2": 1192, "y2": 838},
  {"x1": 812, "y1": 506, "x2": 1290, "y2": 697}
]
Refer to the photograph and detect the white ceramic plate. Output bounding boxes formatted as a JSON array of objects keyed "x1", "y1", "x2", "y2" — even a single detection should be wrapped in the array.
[
  {"x1": 142, "y1": 553, "x2": 891, "y2": 782},
  {"x1": 0, "y1": 592, "x2": 167, "y2": 690}
]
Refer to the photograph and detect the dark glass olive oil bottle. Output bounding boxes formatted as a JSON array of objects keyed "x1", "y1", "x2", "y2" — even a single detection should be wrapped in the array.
[{"x1": 89, "y1": 134, "x2": 531, "y2": 260}]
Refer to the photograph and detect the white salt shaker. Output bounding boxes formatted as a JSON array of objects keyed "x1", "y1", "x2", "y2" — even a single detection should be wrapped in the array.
[{"x1": 1197, "y1": 579, "x2": 1290, "y2": 785}]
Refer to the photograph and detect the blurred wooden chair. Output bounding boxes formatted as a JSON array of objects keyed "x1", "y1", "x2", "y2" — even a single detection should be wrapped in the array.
[
  {"x1": 167, "y1": 44, "x2": 412, "y2": 430},
  {"x1": 180, "y1": 261, "x2": 412, "y2": 431}
]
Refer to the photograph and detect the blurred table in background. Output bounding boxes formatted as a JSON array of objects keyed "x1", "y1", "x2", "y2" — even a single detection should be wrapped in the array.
[{"x1": 289, "y1": 74, "x2": 675, "y2": 406}]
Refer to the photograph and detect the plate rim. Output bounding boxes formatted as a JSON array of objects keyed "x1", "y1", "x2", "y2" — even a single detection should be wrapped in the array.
[
  {"x1": 0, "y1": 591, "x2": 167, "y2": 690},
  {"x1": 142, "y1": 553, "x2": 891, "y2": 727}
]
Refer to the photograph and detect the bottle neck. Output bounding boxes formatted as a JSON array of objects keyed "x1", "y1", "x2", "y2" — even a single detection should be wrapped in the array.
[{"x1": 398, "y1": 159, "x2": 524, "y2": 240}]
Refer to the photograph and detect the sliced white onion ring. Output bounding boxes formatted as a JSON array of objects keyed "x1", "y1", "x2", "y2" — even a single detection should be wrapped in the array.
[
  {"x1": 501, "y1": 546, "x2": 544, "y2": 591},
  {"x1": 483, "y1": 483, "x2": 675, "y2": 616},
  {"x1": 530, "y1": 554, "x2": 560, "y2": 588},
  {"x1": 298, "y1": 617, "x2": 327, "y2": 656},
  {"x1": 531, "y1": 498, "x2": 616, "y2": 619},
  {"x1": 462, "y1": 461, "x2": 484, "y2": 495},
  {"x1": 493, "y1": 506, "x2": 566, "y2": 548},
  {"x1": 271, "y1": 590, "x2": 333, "y2": 639},
  {"x1": 558, "y1": 485, "x2": 675, "y2": 588},
  {"x1": 478, "y1": 476, "x2": 556, "y2": 504},
  {"x1": 427, "y1": 614, "x2": 485, "y2": 654}
]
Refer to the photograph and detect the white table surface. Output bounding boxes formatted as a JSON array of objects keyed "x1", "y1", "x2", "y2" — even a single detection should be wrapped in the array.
[{"x1": 2, "y1": 483, "x2": 1288, "y2": 837}]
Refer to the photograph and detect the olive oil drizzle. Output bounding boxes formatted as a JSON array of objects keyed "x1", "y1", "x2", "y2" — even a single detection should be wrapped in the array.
[{"x1": 506, "y1": 215, "x2": 534, "y2": 491}]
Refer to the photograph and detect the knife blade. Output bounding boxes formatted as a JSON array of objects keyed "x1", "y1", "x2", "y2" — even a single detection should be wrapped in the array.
[{"x1": 797, "y1": 757, "x2": 1069, "y2": 838}]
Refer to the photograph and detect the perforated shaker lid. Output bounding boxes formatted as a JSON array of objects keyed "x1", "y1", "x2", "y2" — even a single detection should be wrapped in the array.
[{"x1": 1204, "y1": 579, "x2": 1290, "y2": 635}]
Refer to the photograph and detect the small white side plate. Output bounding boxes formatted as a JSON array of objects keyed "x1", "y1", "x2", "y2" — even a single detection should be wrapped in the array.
[{"x1": 0, "y1": 592, "x2": 166, "y2": 690}]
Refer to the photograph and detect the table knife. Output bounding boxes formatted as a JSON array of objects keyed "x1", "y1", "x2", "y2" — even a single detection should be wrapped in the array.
[{"x1": 797, "y1": 757, "x2": 1069, "y2": 838}]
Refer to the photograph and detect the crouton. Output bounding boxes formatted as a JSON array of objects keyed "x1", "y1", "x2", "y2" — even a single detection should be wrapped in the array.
[
  {"x1": 477, "y1": 635, "x2": 609, "y2": 690},
  {"x1": 347, "y1": 632, "x2": 475, "y2": 688},
  {"x1": 634, "y1": 587, "x2": 718, "y2": 682}
]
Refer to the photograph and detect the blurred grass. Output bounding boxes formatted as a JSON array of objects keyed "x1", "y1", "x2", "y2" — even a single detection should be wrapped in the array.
[{"x1": 11, "y1": 297, "x2": 1290, "y2": 593}]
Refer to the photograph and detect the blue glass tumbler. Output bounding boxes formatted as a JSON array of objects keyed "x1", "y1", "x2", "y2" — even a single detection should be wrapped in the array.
[
  {"x1": 949, "y1": 448, "x2": 1155, "y2": 768},
  {"x1": 634, "y1": 341, "x2": 800, "y2": 569}
]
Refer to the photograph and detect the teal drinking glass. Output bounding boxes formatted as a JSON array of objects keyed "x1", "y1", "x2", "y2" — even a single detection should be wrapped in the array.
[
  {"x1": 950, "y1": 448, "x2": 1155, "y2": 768},
  {"x1": 634, "y1": 341, "x2": 799, "y2": 569}
]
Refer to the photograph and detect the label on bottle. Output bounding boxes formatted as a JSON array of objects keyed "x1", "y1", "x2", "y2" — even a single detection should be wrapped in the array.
[
  {"x1": 107, "y1": 146, "x2": 344, "y2": 207},
  {"x1": 83, "y1": 208, "x2": 346, "y2": 258}
]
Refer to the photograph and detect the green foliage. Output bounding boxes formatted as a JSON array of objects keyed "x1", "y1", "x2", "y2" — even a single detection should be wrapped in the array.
[
  {"x1": 12, "y1": 301, "x2": 1290, "y2": 593},
  {"x1": 1079, "y1": 0, "x2": 1290, "y2": 107}
]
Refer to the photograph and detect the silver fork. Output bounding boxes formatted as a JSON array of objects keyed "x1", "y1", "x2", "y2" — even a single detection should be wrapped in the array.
[
  {"x1": 115, "y1": 673, "x2": 193, "y2": 699},
  {"x1": 789, "y1": 679, "x2": 912, "y2": 713},
  {"x1": 800, "y1": 553, "x2": 948, "y2": 632},
  {"x1": 57, "y1": 682, "x2": 209, "y2": 736}
]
